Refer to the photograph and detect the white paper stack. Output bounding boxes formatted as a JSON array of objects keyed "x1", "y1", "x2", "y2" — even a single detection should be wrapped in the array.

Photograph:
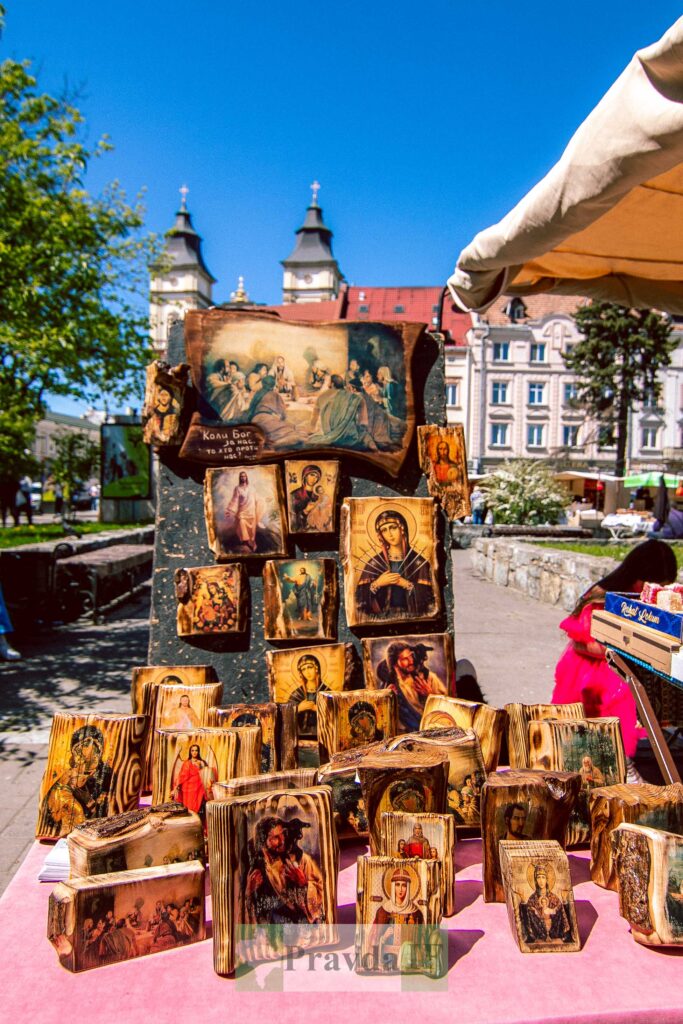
[{"x1": 38, "y1": 838, "x2": 70, "y2": 882}]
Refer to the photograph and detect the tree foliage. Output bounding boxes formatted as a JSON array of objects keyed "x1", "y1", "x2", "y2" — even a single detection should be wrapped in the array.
[
  {"x1": 50, "y1": 430, "x2": 100, "y2": 501},
  {"x1": 0, "y1": 50, "x2": 161, "y2": 473},
  {"x1": 482, "y1": 460, "x2": 569, "y2": 525},
  {"x1": 565, "y1": 302, "x2": 675, "y2": 477}
]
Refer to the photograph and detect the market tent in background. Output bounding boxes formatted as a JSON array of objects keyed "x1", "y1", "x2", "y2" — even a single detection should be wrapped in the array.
[
  {"x1": 623, "y1": 472, "x2": 680, "y2": 489},
  {"x1": 448, "y1": 17, "x2": 683, "y2": 314}
]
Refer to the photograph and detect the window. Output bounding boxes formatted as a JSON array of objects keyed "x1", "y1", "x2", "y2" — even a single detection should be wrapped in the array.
[
  {"x1": 394, "y1": 305, "x2": 405, "y2": 314},
  {"x1": 492, "y1": 381, "x2": 508, "y2": 404},
  {"x1": 493, "y1": 341, "x2": 510, "y2": 362},
  {"x1": 641, "y1": 427, "x2": 659, "y2": 449},
  {"x1": 446, "y1": 383, "x2": 458, "y2": 407},
  {"x1": 564, "y1": 342, "x2": 575, "y2": 357},
  {"x1": 528, "y1": 382, "x2": 545, "y2": 405},
  {"x1": 358, "y1": 304, "x2": 369, "y2": 313},
  {"x1": 642, "y1": 387, "x2": 658, "y2": 409},
  {"x1": 530, "y1": 342, "x2": 546, "y2": 363},
  {"x1": 562, "y1": 425, "x2": 579, "y2": 446},
  {"x1": 564, "y1": 382, "x2": 578, "y2": 404},
  {"x1": 598, "y1": 426, "x2": 615, "y2": 448},
  {"x1": 491, "y1": 423, "x2": 508, "y2": 447},
  {"x1": 527, "y1": 424, "x2": 544, "y2": 447}
]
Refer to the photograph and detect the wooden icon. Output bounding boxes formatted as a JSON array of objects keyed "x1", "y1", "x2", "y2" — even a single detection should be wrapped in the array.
[
  {"x1": 285, "y1": 459, "x2": 340, "y2": 534},
  {"x1": 204, "y1": 465, "x2": 288, "y2": 560},
  {"x1": 528, "y1": 717, "x2": 627, "y2": 845},
  {"x1": 263, "y1": 558, "x2": 338, "y2": 641},
  {"x1": 174, "y1": 563, "x2": 248, "y2": 636},
  {"x1": 499, "y1": 840, "x2": 581, "y2": 953},
  {"x1": 317, "y1": 742, "x2": 392, "y2": 841},
  {"x1": 48, "y1": 861, "x2": 205, "y2": 971},
  {"x1": 212, "y1": 768, "x2": 320, "y2": 802},
  {"x1": 180, "y1": 309, "x2": 424, "y2": 477},
  {"x1": 207, "y1": 785, "x2": 339, "y2": 975},
  {"x1": 152, "y1": 728, "x2": 238, "y2": 815},
  {"x1": 131, "y1": 664, "x2": 219, "y2": 716},
  {"x1": 612, "y1": 822, "x2": 683, "y2": 946},
  {"x1": 340, "y1": 497, "x2": 442, "y2": 628},
  {"x1": 590, "y1": 782, "x2": 683, "y2": 890},
  {"x1": 417, "y1": 424, "x2": 471, "y2": 521},
  {"x1": 141, "y1": 360, "x2": 190, "y2": 447},
  {"x1": 143, "y1": 680, "x2": 224, "y2": 792},
  {"x1": 387, "y1": 727, "x2": 487, "y2": 829},
  {"x1": 221, "y1": 724, "x2": 262, "y2": 779},
  {"x1": 362, "y1": 633, "x2": 455, "y2": 733},
  {"x1": 36, "y1": 713, "x2": 147, "y2": 840},
  {"x1": 421, "y1": 695, "x2": 507, "y2": 772},
  {"x1": 207, "y1": 702, "x2": 290, "y2": 773},
  {"x1": 358, "y1": 750, "x2": 450, "y2": 854},
  {"x1": 317, "y1": 688, "x2": 398, "y2": 764},
  {"x1": 355, "y1": 856, "x2": 443, "y2": 977},
  {"x1": 67, "y1": 802, "x2": 204, "y2": 877},
  {"x1": 481, "y1": 769, "x2": 581, "y2": 902},
  {"x1": 505, "y1": 702, "x2": 584, "y2": 770},
  {"x1": 266, "y1": 642, "x2": 356, "y2": 741},
  {"x1": 380, "y1": 811, "x2": 456, "y2": 917}
]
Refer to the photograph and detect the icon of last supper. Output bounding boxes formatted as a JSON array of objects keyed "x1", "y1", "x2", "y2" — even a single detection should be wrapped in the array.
[{"x1": 180, "y1": 310, "x2": 425, "y2": 475}]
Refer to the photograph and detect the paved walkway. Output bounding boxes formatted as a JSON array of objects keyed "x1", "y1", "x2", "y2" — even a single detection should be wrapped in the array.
[{"x1": 0, "y1": 552, "x2": 589, "y2": 895}]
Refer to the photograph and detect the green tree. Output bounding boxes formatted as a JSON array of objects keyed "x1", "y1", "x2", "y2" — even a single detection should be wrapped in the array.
[
  {"x1": 483, "y1": 460, "x2": 569, "y2": 525},
  {"x1": 50, "y1": 430, "x2": 100, "y2": 512},
  {"x1": 565, "y1": 302, "x2": 676, "y2": 477},
  {"x1": 0, "y1": 45, "x2": 161, "y2": 469}
]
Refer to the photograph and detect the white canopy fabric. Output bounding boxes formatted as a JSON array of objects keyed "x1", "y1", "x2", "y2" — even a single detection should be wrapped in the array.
[{"x1": 448, "y1": 18, "x2": 683, "y2": 313}]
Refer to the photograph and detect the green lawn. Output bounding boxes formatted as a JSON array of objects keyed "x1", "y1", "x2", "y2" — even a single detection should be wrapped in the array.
[
  {"x1": 0, "y1": 522, "x2": 153, "y2": 549},
  {"x1": 542, "y1": 541, "x2": 683, "y2": 572}
]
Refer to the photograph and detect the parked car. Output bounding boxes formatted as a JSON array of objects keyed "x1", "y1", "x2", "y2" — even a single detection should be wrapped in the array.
[
  {"x1": 70, "y1": 487, "x2": 94, "y2": 511},
  {"x1": 29, "y1": 482, "x2": 42, "y2": 513}
]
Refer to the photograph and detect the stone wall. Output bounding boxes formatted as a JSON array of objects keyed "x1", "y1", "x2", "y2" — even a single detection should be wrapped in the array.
[{"x1": 470, "y1": 537, "x2": 619, "y2": 611}]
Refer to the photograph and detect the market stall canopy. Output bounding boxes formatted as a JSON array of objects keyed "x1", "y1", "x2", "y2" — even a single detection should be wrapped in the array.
[
  {"x1": 623, "y1": 472, "x2": 679, "y2": 488},
  {"x1": 448, "y1": 18, "x2": 683, "y2": 314}
]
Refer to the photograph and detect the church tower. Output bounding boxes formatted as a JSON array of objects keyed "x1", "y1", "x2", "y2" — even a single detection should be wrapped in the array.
[
  {"x1": 150, "y1": 186, "x2": 216, "y2": 352},
  {"x1": 281, "y1": 182, "x2": 344, "y2": 303}
]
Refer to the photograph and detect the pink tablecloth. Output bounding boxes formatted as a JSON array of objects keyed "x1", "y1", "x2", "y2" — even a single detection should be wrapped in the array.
[{"x1": 1, "y1": 838, "x2": 682, "y2": 1024}]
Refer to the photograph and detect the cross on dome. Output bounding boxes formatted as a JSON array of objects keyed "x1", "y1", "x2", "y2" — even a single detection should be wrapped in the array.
[
  {"x1": 179, "y1": 184, "x2": 190, "y2": 210},
  {"x1": 310, "y1": 180, "x2": 321, "y2": 204}
]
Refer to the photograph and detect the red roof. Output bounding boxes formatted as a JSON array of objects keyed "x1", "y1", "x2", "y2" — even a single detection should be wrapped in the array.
[{"x1": 263, "y1": 285, "x2": 471, "y2": 345}]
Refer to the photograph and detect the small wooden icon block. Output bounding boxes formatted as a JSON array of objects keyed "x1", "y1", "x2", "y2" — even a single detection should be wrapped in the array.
[
  {"x1": 263, "y1": 558, "x2": 338, "y2": 641},
  {"x1": 317, "y1": 742, "x2": 392, "y2": 841},
  {"x1": 219, "y1": 723, "x2": 262, "y2": 779},
  {"x1": 499, "y1": 840, "x2": 581, "y2": 953},
  {"x1": 131, "y1": 664, "x2": 219, "y2": 716},
  {"x1": 481, "y1": 769, "x2": 581, "y2": 902},
  {"x1": 355, "y1": 855, "x2": 443, "y2": 977},
  {"x1": 590, "y1": 782, "x2": 683, "y2": 890},
  {"x1": 206, "y1": 785, "x2": 339, "y2": 975},
  {"x1": 144, "y1": 680, "x2": 224, "y2": 791},
  {"x1": 528, "y1": 717, "x2": 627, "y2": 846},
  {"x1": 212, "y1": 768, "x2": 320, "y2": 801},
  {"x1": 358, "y1": 750, "x2": 450, "y2": 855},
  {"x1": 285, "y1": 459, "x2": 340, "y2": 534},
  {"x1": 36, "y1": 712, "x2": 147, "y2": 840},
  {"x1": 362, "y1": 633, "x2": 456, "y2": 733},
  {"x1": 67, "y1": 802, "x2": 204, "y2": 877},
  {"x1": 175, "y1": 564, "x2": 248, "y2": 636},
  {"x1": 207, "y1": 702, "x2": 295, "y2": 772},
  {"x1": 388, "y1": 727, "x2": 487, "y2": 829},
  {"x1": 340, "y1": 496, "x2": 442, "y2": 628},
  {"x1": 417, "y1": 424, "x2": 471, "y2": 521},
  {"x1": 317, "y1": 688, "x2": 398, "y2": 764},
  {"x1": 612, "y1": 822, "x2": 683, "y2": 946},
  {"x1": 421, "y1": 695, "x2": 507, "y2": 772},
  {"x1": 141, "y1": 360, "x2": 190, "y2": 447},
  {"x1": 48, "y1": 861, "x2": 205, "y2": 971},
  {"x1": 380, "y1": 811, "x2": 456, "y2": 917},
  {"x1": 505, "y1": 702, "x2": 585, "y2": 770},
  {"x1": 266, "y1": 642, "x2": 357, "y2": 743},
  {"x1": 204, "y1": 465, "x2": 288, "y2": 560},
  {"x1": 152, "y1": 728, "x2": 238, "y2": 813}
]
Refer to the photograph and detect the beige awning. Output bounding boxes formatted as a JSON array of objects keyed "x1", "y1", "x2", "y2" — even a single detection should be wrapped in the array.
[{"x1": 448, "y1": 18, "x2": 683, "y2": 314}]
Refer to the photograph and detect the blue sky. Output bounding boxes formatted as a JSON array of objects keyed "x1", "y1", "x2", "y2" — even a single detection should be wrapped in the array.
[{"x1": 6, "y1": 2, "x2": 682, "y2": 414}]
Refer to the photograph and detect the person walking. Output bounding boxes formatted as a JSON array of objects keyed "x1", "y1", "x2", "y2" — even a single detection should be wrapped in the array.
[{"x1": 0, "y1": 582, "x2": 21, "y2": 661}]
